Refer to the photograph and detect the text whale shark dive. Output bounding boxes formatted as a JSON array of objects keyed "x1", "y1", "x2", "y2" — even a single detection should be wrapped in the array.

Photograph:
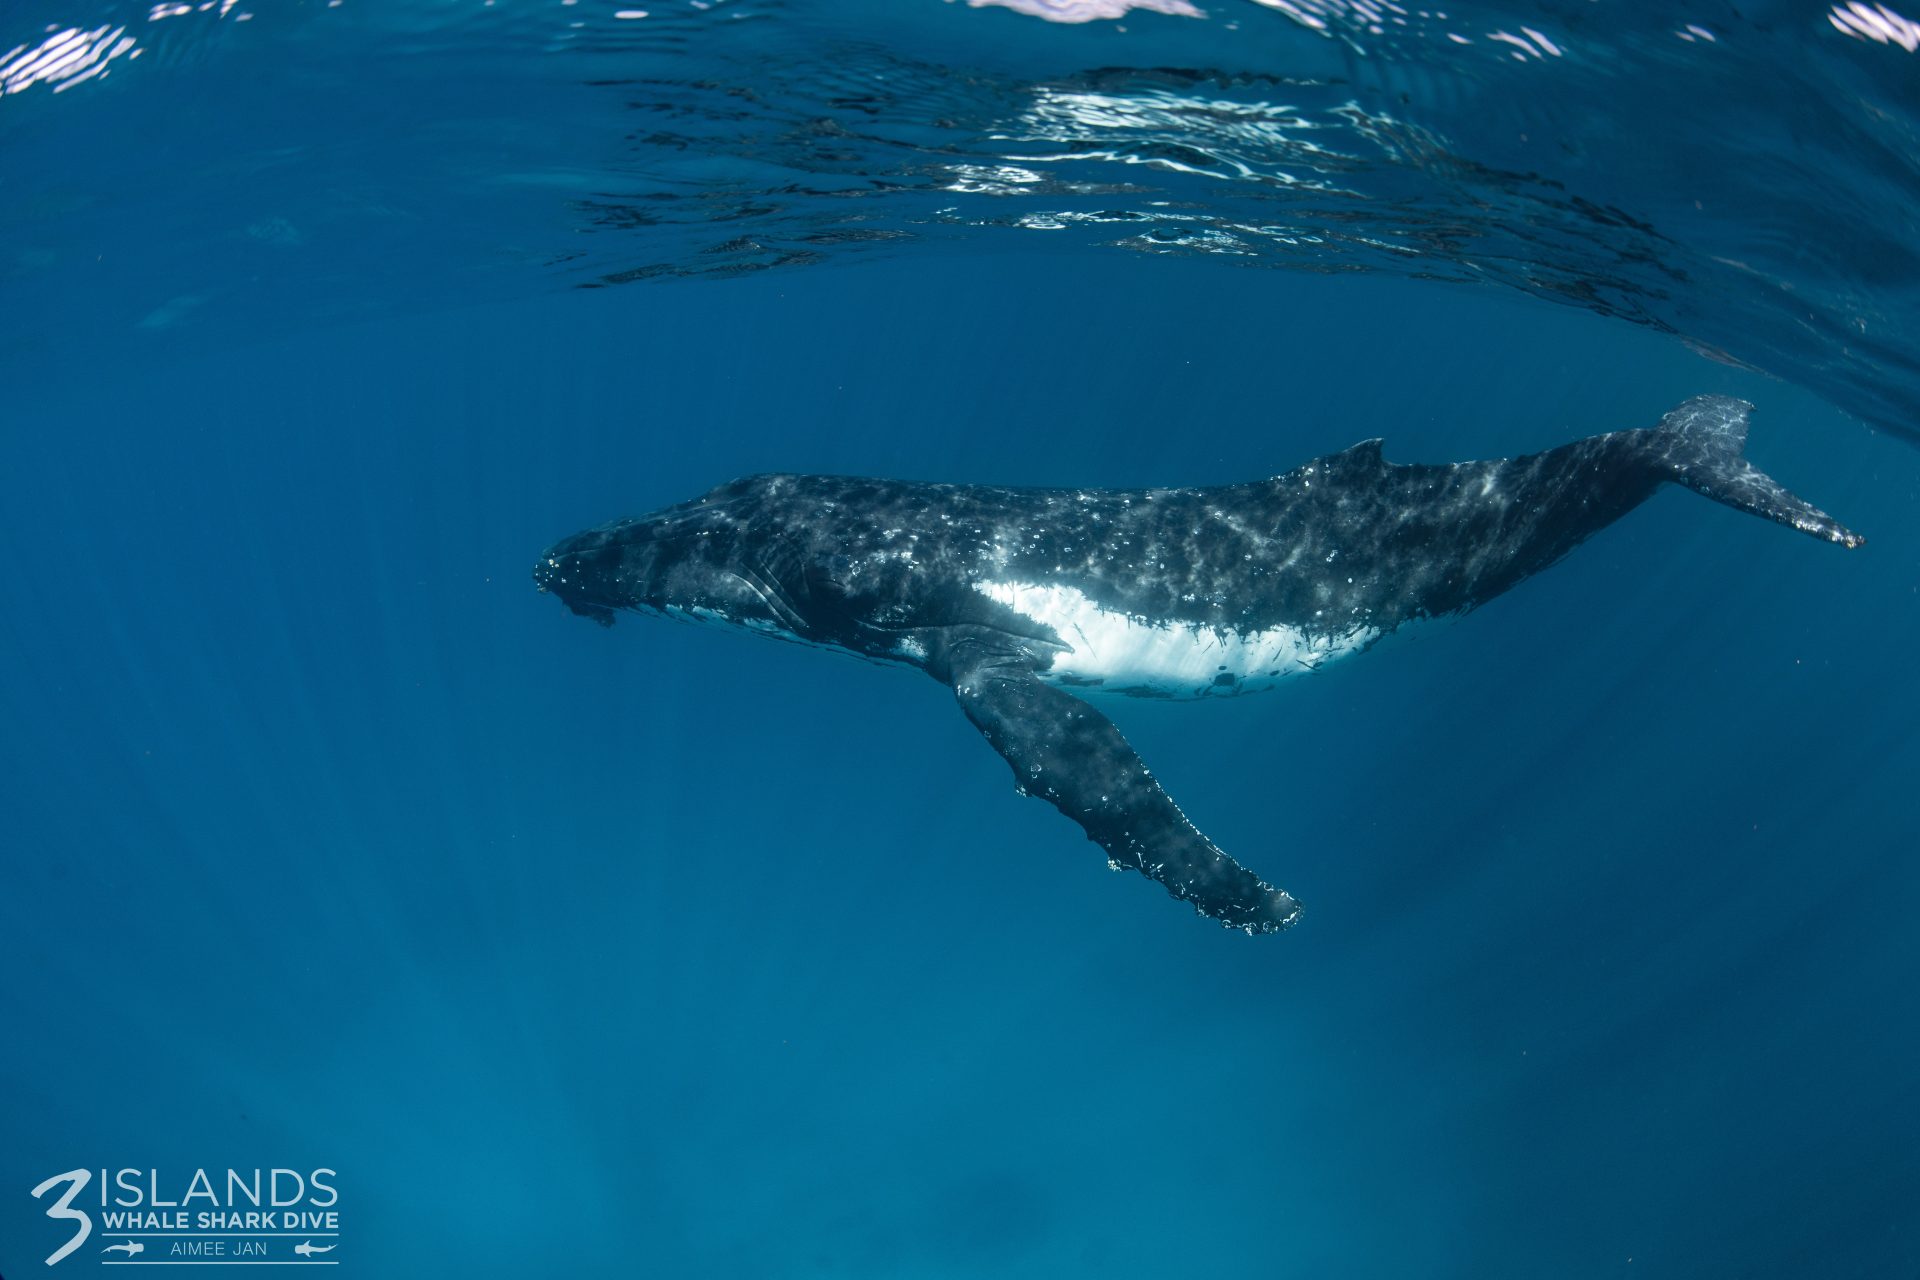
[{"x1": 536, "y1": 397, "x2": 1862, "y2": 934}]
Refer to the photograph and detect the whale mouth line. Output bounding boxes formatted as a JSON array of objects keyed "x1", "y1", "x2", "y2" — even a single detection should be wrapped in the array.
[{"x1": 565, "y1": 598, "x2": 621, "y2": 626}]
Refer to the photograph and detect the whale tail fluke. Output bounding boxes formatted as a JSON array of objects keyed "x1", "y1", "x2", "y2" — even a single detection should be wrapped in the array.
[{"x1": 1651, "y1": 395, "x2": 1865, "y2": 548}]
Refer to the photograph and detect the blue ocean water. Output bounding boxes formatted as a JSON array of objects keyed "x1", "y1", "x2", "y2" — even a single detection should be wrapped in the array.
[{"x1": 3, "y1": 3, "x2": 1919, "y2": 1277}]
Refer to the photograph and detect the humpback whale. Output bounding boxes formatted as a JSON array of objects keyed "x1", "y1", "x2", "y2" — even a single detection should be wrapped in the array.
[{"x1": 535, "y1": 397, "x2": 1861, "y2": 934}]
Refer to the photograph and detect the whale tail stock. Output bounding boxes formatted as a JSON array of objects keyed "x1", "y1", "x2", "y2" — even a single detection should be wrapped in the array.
[{"x1": 1649, "y1": 395, "x2": 1865, "y2": 548}]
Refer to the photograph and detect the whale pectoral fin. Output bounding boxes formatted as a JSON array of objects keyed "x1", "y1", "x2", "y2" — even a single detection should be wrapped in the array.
[{"x1": 948, "y1": 654, "x2": 1302, "y2": 935}]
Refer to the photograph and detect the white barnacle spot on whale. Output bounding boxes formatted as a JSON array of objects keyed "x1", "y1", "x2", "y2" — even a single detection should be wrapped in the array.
[{"x1": 975, "y1": 580, "x2": 1377, "y2": 699}]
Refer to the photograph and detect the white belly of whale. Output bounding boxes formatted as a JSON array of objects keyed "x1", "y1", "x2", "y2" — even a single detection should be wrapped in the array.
[{"x1": 976, "y1": 580, "x2": 1377, "y2": 698}]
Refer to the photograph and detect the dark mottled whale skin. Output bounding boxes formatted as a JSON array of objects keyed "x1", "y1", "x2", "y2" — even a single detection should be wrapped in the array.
[{"x1": 536, "y1": 397, "x2": 1861, "y2": 935}]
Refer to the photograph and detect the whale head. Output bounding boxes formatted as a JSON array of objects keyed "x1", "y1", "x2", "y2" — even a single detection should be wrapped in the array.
[{"x1": 534, "y1": 499, "x2": 803, "y2": 636}]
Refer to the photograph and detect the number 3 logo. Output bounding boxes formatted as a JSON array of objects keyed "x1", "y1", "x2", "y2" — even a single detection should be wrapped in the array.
[{"x1": 30, "y1": 1169, "x2": 93, "y2": 1266}]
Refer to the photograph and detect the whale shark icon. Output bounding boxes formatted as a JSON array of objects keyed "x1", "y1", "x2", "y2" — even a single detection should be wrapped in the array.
[
  {"x1": 102, "y1": 1240, "x2": 144, "y2": 1257},
  {"x1": 293, "y1": 1241, "x2": 336, "y2": 1257}
]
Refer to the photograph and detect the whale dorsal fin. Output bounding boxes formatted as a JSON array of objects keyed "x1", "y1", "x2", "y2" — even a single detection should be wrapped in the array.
[
  {"x1": 1332, "y1": 437, "x2": 1386, "y2": 467},
  {"x1": 1282, "y1": 438, "x2": 1385, "y2": 483}
]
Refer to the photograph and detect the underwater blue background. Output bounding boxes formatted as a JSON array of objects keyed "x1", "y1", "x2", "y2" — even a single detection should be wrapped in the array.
[{"x1": 4, "y1": 2, "x2": 1920, "y2": 1276}]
